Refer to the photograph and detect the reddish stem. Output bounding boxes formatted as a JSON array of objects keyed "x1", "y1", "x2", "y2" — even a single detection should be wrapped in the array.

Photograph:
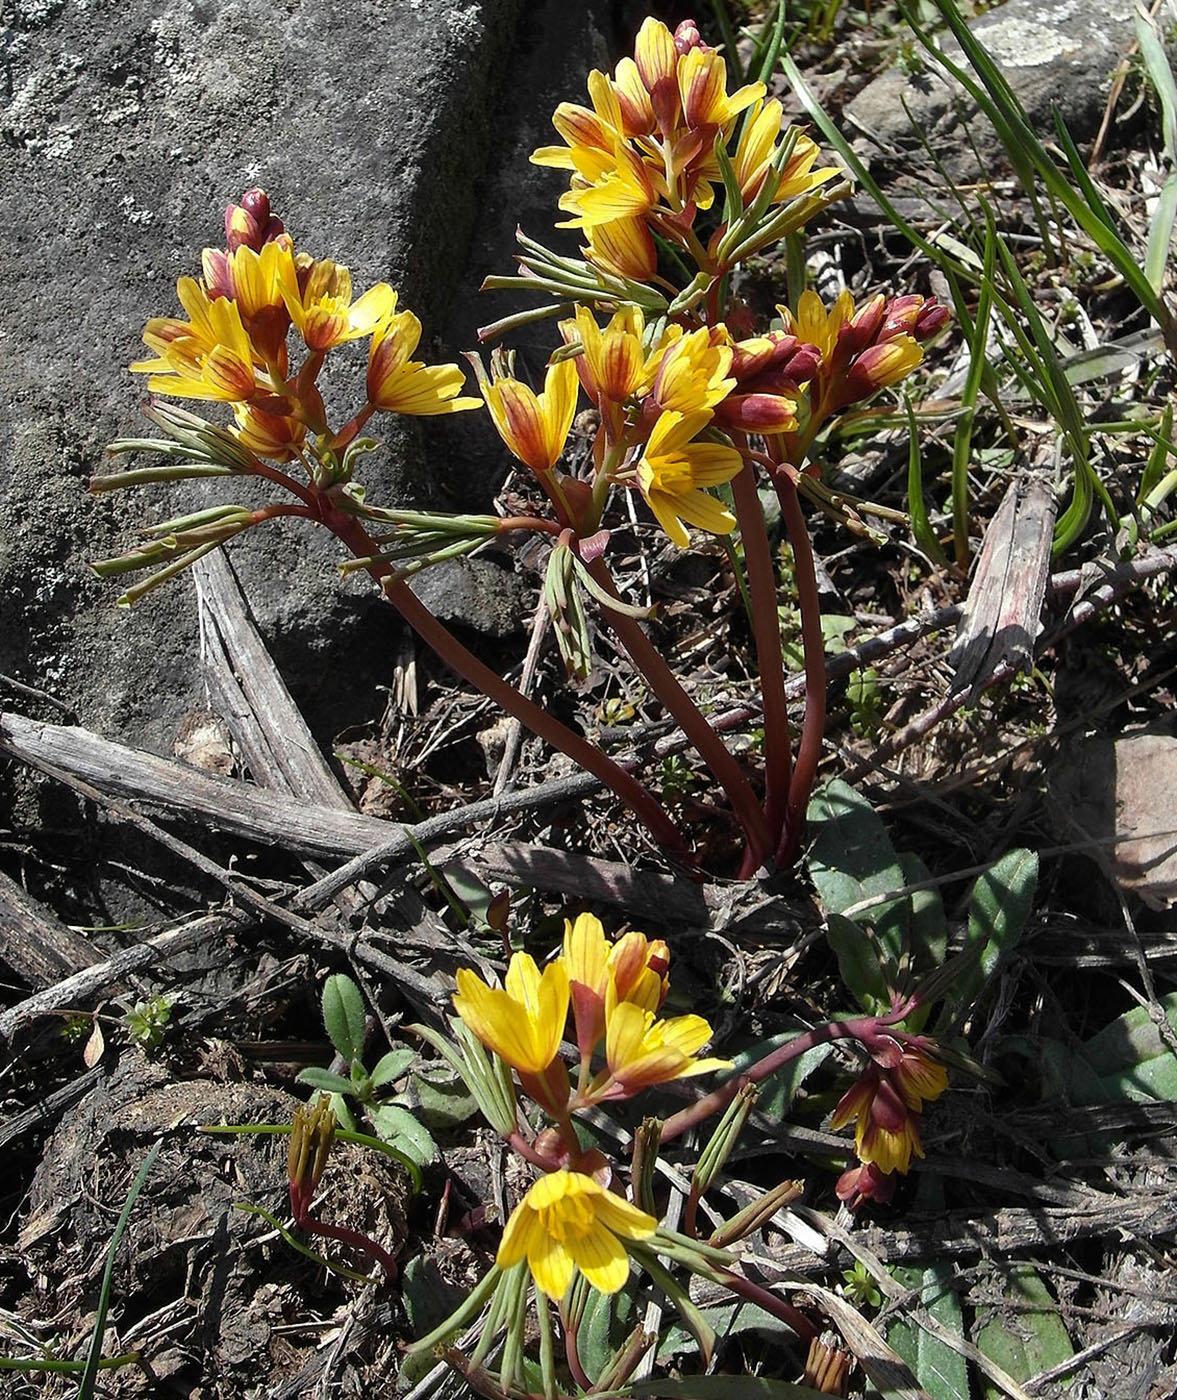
[
  {"x1": 321, "y1": 506, "x2": 688, "y2": 858},
  {"x1": 772, "y1": 467, "x2": 826, "y2": 869},
  {"x1": 586, "y1": 556, "x2": 772, "y2": 871},
  {"x1": 297, "y1": 1211, "x2": 399, "y2": 1278},
  {"x1": 729, "y1": 452, "x2": 792, "y2": 861},
  {"x1": 659, "y1": 1005, "x2": 914, "y2": 1145}
]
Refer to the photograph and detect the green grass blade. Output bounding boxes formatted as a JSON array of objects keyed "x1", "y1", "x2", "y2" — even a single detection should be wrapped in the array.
[
  {"x1": 753, "y1": 0, "x2": 788, "y2": 85},
  {"x1": 709, "y1": 0, "x2": 743, "y2": 81},
  {"x1": 950, "y1": 213, "x2": 996, "y2": 565},
  {"x1": 905, "y1": 398, "x2": 948, "y2": 565},
  {"x1": 1136, "y1": 9, "x2": 1177, "y2": 292},
  {"x1": 910, "y1": 0, "x2": 1173, "y2": 338},
  {"x1": 1146, "y1": 173, "x2": 1177, "y2": 294},
  {"x1": 77, "y1": 1139, "x2": 162, "y2": 1400}
]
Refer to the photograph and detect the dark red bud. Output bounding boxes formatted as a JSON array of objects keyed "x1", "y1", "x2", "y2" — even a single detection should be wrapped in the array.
[
  {"x1": 240, "y1": 187, "x2": 270, "y2": 222},
  {"x1": 914, "y1": 298, "x2": 950, "y2": 341},
  {"x1": 674, "y1": 19, "x2": 704, "y2": 53}
]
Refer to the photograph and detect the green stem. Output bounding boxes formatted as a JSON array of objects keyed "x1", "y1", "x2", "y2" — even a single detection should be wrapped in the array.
[
  {"x1": 729, "y1": 451, "x2": 792, "y2": 860},
  {"x1": 772, "y1": 466, "x2": 826, "y2": 869},
  {"x1": 322, "y1": 507, "x2": 688, "y2": 859},
  {"x1": 587, "y1": 557, "x2": 772, "y2": 870}
]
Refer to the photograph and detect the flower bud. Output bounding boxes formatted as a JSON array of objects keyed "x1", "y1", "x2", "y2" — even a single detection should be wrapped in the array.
[
  {"x1": 835, "y1": 1160, "x2": 896, "y2": 1210},
  {"x1": 674, "y1": 19, "x2": 705, "y2": 54},
  {"x1": 914, "y1": 297, "x2": 951, "y2": 341},
  {"x1": 224, "y1": 188, "x2": 285, "y2": 252}
]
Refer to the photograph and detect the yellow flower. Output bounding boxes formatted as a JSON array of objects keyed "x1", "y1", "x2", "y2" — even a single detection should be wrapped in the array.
[
  {"x1": 532, "y1": 69, "x2": 627, "y2": 171},
  {"x1": 732, "y1": 101, "x2": 842, "y2": 207},
  {"x1": 607, "y1": 931, "x2": 669, "y2": 1013},
  {"x1": 676, "y1": 44, "x2": 763, "y2": 131},
  {"x1": 562, "y1": 305, "x2": 646, "y2": 409},
  {"x1": 830, "y1": 1049, "x2": 946, "y2": 1177},
  {"x1": 562, "y1": 915, "x2": 671, "y2": 1060},
  {"x1": 556, "y1": 140, "x2": 659, "y2": 232},
  {"x1": 582, "y1": 215, "x2": 658, "y2": 282},
  {"x1": 778, "y1": 288, "x2": 855, "y2": 364},
  {"x1": 599, "y1": 986, "x2": 729, "y2": 1098},
  {"x1": 231, "y1": 402, "x2": 306, "y2": 461},
  {"x1": 482, "y1": 356, "x2": 579, "y2": 474},
  {"x1": 367, "y1": 306, "x2": 481, "y2": 416},
  {"x1": 133, "y1": 277, "x2": 262, "y2": 403},
  {"x1": 645, "y1": 327, "x2": 735, "y2": 415},
  {"x1": 497, "y1": 1169, "x2": 656, "y2": 1300},
  {"x1": 453, "y1": 951, "x2": 569, "y2": 1077},
  {"x1": 636, "y1": 409, "x2": 742, "y2": 547},
  {"x1": 279, "y1": 256, "x2": 395, "y2": 352}
]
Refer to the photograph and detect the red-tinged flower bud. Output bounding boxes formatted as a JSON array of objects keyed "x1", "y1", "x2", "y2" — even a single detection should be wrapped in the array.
[
  {"x1": 835, "y1": 293, "x2": 885, "y2": 359},
  {"x1": 914, "y1": 297, "x2": 951, "y2": 341},
  {"x1": 674, "y1": 19, "x2": 705, "y2": 54},
  {"x1": 835, "y1": 1160, "x2": 896, "y2": 1210},
  {"x1": 877, "y1": 294, "x2": 923, "y2": 343},
  {"x1": 729, "y1": 332, "x2": 800, "y2": 381},
  {"x1": 201, "y1": 246, "x2": 233, "y2": 301},
  {"x1": 842, "y1": 337, "x2": 923, "y2": 401},
  {"x1": 714, "y1": 392, "x2": 799, "y2": 434},
  {"x1": 225, "y1": 188, "x2": 285, "y2": 252}
]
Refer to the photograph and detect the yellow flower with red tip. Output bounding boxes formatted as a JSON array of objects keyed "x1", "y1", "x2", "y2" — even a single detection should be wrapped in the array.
[
  {"x1": 636, "y1": 409, "x2": 742, "y2": 547},
  {"x1": 562, "y1": 913, "x2": 670, "y2": 1060},
  {"x1": 481, "y1": 356, "x2": 579, "y2": 474},
  {"x1": 598, "y1": 983, "x2": 729, "y2": 1099},
  {"x1": 676, "y1": 43, "x2": 763, "y2": 131},
  {"x1": 232, "y1": 402, "x2": 306, "y2": 462},
  {"x1": 279, "y1": 257, "x2": 395, "y2": 352},
  {"x1": 562, "y1": 305, "x2": 647, "y2": 411},
  {"x1": 366, "y1": 305, "x2": 481, "y2": 416},
  {"x1": 830, "y1": 1041, "x2": 947, "y2": 1177},
  {"x1": 133, "y1": 277, "x2": 263, "y2": 403},
  {"x1": 497, "y1": 1169, "x2": 656, "y2": 1300}
]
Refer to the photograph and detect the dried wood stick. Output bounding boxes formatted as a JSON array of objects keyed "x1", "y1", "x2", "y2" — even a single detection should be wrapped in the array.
[
  {"x1": 0, "y1": 915, "x2": 233, "y2": 1041},
  {"x1": 192, "y1": 551, "x2": 352, "y2": 808},
  {"x1": 0, "y1": 710, "x2": 394, "y2": 859},
  {"x1": 0, "y1": 870, "x2": 104, "y2": 986}
]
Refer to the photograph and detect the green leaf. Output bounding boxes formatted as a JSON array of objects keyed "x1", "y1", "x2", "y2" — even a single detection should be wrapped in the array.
[
  {"x1": 887, "y1": 1263, "x2": 970, "y2": 1400},
  {"x1": 955, "y1": 849, "x2": 1037, "y2": 1004},
  {"x1": 322, "y1": 973, "x2": 367, "y2": 1064},
  {"x1": 411, "y1": 1067, "x2": 481, "y2": 1128},
  {"x1": 756, "y1": 1040, "x2": 836, "y2": 1121},
  {"x1": 295, "y1": 1068, "x2": 355, "y2": 1097},
  {"x1": 577, "y1": 1281, "x2": 638, "y2": 1386},
  {"x1": 370, "y1": 1048, "x2": 415, "y2": 1089},
  {"x1": 808, "y1": 780, "x2": 909, "y2": 1006},
  {"x1": 368, "y1": 1104, "x2": 437, "y2": 1167},
  {"x1": 976, "y1": 1264, "x2": 1073, "y2": 1396},
  {"x1": 1083, "y1": 991, "x2": 1177, "y2": 1102},
  {"x1": 825, "y1": 913, "x2": 889, "y2": 1013},
  {"x1": 900, "y1": 851, "x2": 947, "y2": 972}
]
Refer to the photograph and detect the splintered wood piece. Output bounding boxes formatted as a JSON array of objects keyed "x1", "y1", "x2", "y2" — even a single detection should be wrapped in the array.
[
  {"x1": 949, "y1": 475, "x2": 1056, "y2": 703},
  {"x1": 0, "y1": 711, "x2": 395, "y2": 860},
  {"x1": 192, "y1": 551, "x2": 351, "y2": 809},
  {"x1": 0, "y1": 870, "x2": 104, "y2": 987}
]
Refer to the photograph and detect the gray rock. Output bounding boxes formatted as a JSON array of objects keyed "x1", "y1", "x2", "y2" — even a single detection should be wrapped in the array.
[
  {"x1": 0, "y1": 0, "x2": 618, "y2": 754},
  {"x1": 846, "y1": 0, "x2": 1177, "y2": 182},
  {"x1": 409, "y1": 555, "x2": 527, "y2": 638}
]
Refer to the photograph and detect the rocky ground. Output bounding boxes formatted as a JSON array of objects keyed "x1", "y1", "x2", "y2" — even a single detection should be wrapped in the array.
[{"x1": 2, "y1": 1, "x2": 1177, "y2": 1397}]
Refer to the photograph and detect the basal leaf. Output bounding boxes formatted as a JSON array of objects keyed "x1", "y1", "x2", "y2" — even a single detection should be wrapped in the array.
[
  {"x1": 322, "y1": 973, "x2": 368, "y2": 1064},
  {"x1": 976, "y1": 1264, "x2": 1073, "y2": 1397},
  {"x1": 887, "y1": 1263, "x2": 970, "y2": 1400}
]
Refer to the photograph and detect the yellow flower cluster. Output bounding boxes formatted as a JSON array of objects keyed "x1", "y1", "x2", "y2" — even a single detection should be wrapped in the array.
[
  {"x1": 453, "y1": 913, "x2": 727, "y2": 1112},
  {"x1": 452, "y1": 912, "x2": 728, "y2": 1300},
  {"x1": 830, "y1": 1036, "x2": 948, "y2": 1208},
  {"x1": 132, "y1": 189, "x2": 479, "y2": 466},
  {"x1": 531, "y1": 17, "x2": 839, "y2": 280}
]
